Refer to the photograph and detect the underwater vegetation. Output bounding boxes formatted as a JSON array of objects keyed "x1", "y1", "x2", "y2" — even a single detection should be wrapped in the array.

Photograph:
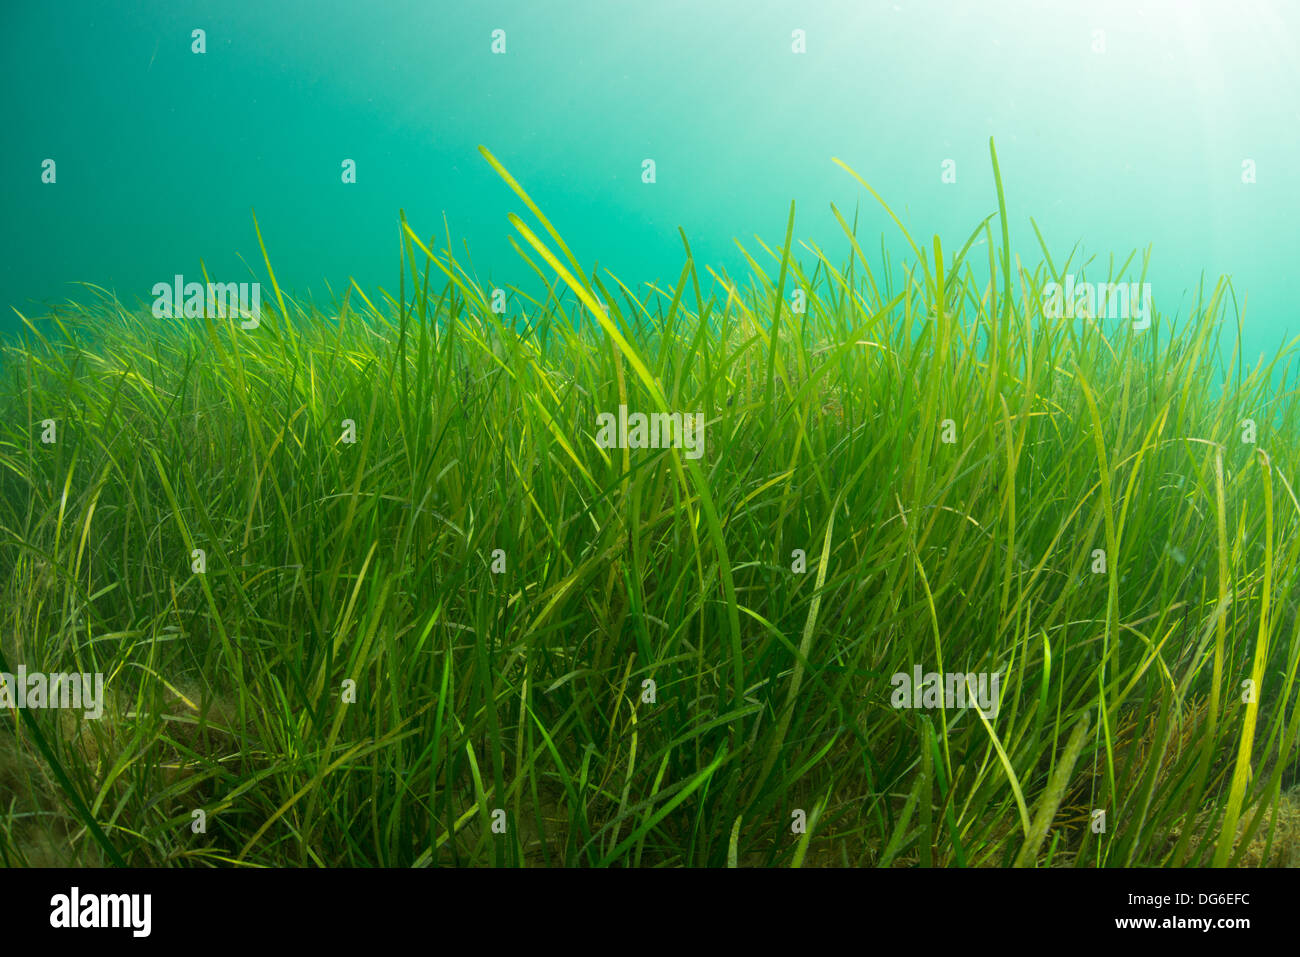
[{"x1": 1, "y1": 140, "x2": 1299, "y2": 867}]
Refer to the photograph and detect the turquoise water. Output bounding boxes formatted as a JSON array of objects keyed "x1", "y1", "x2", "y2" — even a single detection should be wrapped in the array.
[{"x1": 2, "y1": 0, "x2": 1297, "y2": 364}]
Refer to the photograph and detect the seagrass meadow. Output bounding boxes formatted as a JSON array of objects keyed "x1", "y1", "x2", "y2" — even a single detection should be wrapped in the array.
[{"x1": 2, "y1": 142, "x2": 1299, "y2": 868}]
